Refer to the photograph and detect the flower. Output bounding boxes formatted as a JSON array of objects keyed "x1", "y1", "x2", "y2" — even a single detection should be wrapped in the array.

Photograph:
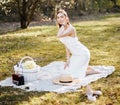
[{"x1": 22, "y1": 61, "x2": 36, "y2": 69}]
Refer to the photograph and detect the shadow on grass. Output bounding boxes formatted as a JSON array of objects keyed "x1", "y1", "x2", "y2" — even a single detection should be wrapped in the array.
[
  {"x1": 0, "y1": 21, "x2": 55, "y2": 36},
  {"x1": 0, "y1": 86, "x2": 46, "y2": 105}
]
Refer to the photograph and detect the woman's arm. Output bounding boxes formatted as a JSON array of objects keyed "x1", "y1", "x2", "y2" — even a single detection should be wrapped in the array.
[
  {"x1": 57, "y1": 26, "x2": 74, "y2": 38},
  {"x1": 65, "y1": 47, "x2": 71, "y2": 61},
  {"x1": 64, "y1": 47, "x2": 71, "y2": 69}
]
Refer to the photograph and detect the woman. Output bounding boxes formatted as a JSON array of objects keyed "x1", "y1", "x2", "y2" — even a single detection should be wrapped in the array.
[
  {"x1": 56, "y1": 9, "x2": 99, "y2": 80},
  {"x1": 56, "y1": 9, "x2": 103, "y2": 101}
]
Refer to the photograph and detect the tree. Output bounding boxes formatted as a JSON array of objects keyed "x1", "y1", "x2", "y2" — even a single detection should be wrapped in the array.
[
  {"x1": 0, "y1": 0, "x2": 17, "y2": 16},
  {"x1": 1, "y1": 0, "x2": 120, "y2": 28},
  {"x1": 111, "y1": 0, "x2": 117, "y2": 6},
  {"x1": 14, "y1": 0, "x2": 40, "y2": 29}
]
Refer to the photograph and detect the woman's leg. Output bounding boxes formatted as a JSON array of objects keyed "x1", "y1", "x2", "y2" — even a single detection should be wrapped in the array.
[{"x1": 68, "y1": 55, "x2": 89, "y2": 79}]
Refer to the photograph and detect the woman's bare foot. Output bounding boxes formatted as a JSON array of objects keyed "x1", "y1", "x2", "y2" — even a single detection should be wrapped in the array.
[{"x1": 86, "y1": 66, "x2": 101, "y2": 75}]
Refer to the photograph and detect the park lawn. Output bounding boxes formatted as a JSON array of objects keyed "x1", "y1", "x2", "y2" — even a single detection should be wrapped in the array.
[{"x1": 0, "y1": 14, "x2": 120, "y2": 105}]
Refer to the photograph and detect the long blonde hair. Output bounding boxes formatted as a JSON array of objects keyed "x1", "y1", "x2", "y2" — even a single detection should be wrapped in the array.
[{"x1": 56, "y1": 9, "x2": 70, "y2": 28}]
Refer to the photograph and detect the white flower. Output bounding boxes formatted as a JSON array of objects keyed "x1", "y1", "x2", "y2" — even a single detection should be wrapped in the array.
[{"x1": 22, "y1": 61, "x2": 36, "y2": 69}]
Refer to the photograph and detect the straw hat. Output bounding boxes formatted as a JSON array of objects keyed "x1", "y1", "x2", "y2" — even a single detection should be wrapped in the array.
[{"x1": 53, "y1": 74, "x2": 80, "y2": 86}]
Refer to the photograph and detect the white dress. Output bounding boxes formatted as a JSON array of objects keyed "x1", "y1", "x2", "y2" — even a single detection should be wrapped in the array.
[{"x1": 58, "y1": 24, "x2": 90, "y2": 80}]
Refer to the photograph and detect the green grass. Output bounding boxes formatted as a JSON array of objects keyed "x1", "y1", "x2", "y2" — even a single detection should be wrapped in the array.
[{"x1": 0, "y1": 14, "x2": 120, "y2": 105}]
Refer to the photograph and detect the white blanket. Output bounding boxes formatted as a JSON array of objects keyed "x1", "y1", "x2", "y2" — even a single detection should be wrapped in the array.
[{"x1": 0, "y1": 61, "x2": 115, "y2": 93}]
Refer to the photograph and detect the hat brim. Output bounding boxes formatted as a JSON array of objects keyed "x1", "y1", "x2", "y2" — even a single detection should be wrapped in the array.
[{"x1": 53, "y1": 77, "x2": 80, "y2": 86}]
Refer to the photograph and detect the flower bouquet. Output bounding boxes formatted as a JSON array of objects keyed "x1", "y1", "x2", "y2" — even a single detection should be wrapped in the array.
[{"x1": 22, "y1": 60, "x2": 37, "y2": 70}]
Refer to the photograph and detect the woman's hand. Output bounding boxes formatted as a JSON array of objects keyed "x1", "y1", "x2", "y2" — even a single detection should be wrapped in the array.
[
  {"x1": 57, "y1": 26, "x2": 64, "y2": 37},
  {"x1": 62, "y1": 21, "x2": 67, "y2": 27},
  {"x1": 64, "y1": 60, "x2": 70, "y2": 69}
]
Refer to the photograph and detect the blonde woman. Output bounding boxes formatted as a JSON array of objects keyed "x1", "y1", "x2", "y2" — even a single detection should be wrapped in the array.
[
  {"x1": 56, "y1": 9, "x2": 99, "y2": 79},
  {"x1": 56, "y1": 9, "x2": 102, "y2": 101}
]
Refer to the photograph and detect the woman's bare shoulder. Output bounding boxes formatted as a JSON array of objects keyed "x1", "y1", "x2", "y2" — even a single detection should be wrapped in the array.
[{"x1": 68, "y1": 24, "x2": 75, "y2": 32}]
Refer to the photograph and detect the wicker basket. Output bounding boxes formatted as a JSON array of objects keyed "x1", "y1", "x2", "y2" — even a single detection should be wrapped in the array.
[{"x1": 14, "y1": 56, "x2": 41, "y2": 82}]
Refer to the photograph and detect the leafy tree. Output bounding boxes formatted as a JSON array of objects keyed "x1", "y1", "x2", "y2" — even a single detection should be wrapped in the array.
[
  {"x1": 0, "y1": 0, "x2": 17, "y2": 16},
  {"x1": 111, "y1": 0, "x2": 117, "y2": 6},
  {"x1": 14, "y1": 0, "x2": 40, "y2": 29},
  {"x1": 0, "y1": 0, "x2": 120, "y2": 29}
]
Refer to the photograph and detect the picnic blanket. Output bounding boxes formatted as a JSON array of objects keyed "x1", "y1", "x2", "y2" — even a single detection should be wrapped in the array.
[{"x1": 0, "y1": 61, "x2": 115, "y2": 93}]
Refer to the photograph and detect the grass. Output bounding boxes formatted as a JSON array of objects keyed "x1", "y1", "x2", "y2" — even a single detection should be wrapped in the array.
[{"x1": 0, "y1": 13, "x2": 120, "y2": 105}]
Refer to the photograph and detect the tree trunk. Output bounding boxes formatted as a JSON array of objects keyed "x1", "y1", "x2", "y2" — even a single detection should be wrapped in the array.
[
  {"x1": 97, "y1": 0, "x2": 102, "y2": 13},
  {"x1": 111, "y1": 0, "x2": 117, "y2": 6},
  {"x1": 15, "y1": 0, "x2": 39, "y2": 29},
  {"x1": 20, "y1": 17, "x2": 28, "y2": 29},
  {"x1": 20, "y1": 0, "x2": 27, "y2": 29},
  {"x1": 91, "y1": 0, "x2": 95, "y2": 12}
]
